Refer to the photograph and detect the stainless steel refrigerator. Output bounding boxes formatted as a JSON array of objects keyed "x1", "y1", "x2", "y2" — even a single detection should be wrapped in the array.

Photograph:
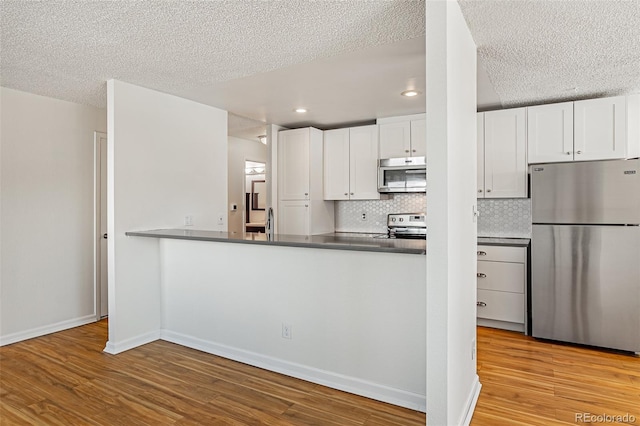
[{"x1": 531, "y1": 159, "x2": 640, "y2": 353}]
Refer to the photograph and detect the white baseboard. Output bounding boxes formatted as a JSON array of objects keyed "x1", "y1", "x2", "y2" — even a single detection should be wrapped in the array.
[
  {"x1": 161, "y1": 329, "x2": 426, "y2": 412},
  {"x1": 461, "y1": 374, "x2": 482, "y2": 426},
  {"x1": 0, "y1": 314, "x2": 97, "y2": 346},
  {"x1": 104, "y1": 330, "x2": 161, "y2": 354}
]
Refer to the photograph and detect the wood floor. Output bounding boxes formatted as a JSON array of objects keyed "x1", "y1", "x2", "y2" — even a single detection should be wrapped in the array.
[
  {"x1": 0, "y1": 320, "x2": 425, "y2": 425},
  {"x1": 472, "y1": 326, "x2": 640, "y2": 426},
  {"x1": 1, "y1": 322, "x2": 638, "y2": 425}
]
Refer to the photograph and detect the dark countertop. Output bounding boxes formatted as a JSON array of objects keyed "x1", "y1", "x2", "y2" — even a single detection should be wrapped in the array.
[
  {"x1": 477, "y1": 237, "x2": 530, "y2": 247},
  {"x1": 126, "y1": 229, "x2": 426, "y2": 255}
]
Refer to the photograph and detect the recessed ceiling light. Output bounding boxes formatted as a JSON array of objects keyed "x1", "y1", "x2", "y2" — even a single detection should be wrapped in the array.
[
  {"x1": 401, "y1": 90, "x2": 421, "y2": 97},
  {"x1": 294, "y1": 107, "x2": 308, "y2": 113}
]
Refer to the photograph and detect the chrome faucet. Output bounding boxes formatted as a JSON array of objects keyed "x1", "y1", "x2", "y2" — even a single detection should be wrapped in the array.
[{"x1": 266, "y1": 207, "x2": 274, "y2": 240}]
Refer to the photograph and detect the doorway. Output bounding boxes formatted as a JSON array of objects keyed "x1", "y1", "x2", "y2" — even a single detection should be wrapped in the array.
[
  {"x1": 94, "y1": 132, "x2": 108, "y2": 319},
  {"x1": 245, "y1": 160, "x2": 266, "y2": 233}
]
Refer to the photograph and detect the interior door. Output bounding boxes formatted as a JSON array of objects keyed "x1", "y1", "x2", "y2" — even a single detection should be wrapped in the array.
[{"x1": 96, "y1": 132, "x2": 108, "y2": 318}]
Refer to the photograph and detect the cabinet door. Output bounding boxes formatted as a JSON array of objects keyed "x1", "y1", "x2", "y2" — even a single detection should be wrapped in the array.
[
  {"x1": 410, "y1": 119, "x2": 426, "y2": 157},
  {"x1": 279, "y1": 128, "x2": 310, "y2": 200},
  {"x1": 323, "y1": 129, "x2": 350, "y2": 200},
  {"x1": 477, "y1": 113, "x2": 485, "y2": 198},
  {"x1": 379, "y1": 121, "x2": 411, "y2": 158},
  {"x1": 574, "y1": 96, "x2": 627, "y2": 161},
  {"x1": 278, "y1": 200, "x2": 309, "y2": 235},
  {"x1": 527, "y1": 102, "x2": 574, "y2": 163},
  {"x1": 484, "y1": 108, "x2": 527, "y2": 198},
  {"x1": 349, "y1": 125, "x2": 380, "y2": 200}
]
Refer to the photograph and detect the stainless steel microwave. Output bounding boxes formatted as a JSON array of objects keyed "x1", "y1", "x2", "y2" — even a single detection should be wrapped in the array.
[{"x1": 378, "y1": 157, "x2": 426, "y2": 193}]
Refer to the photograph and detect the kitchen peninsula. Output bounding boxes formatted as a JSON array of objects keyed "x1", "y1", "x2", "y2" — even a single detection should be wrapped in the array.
[{"x1": 126, "y1": 229, "x2": 427, "y2": 411}]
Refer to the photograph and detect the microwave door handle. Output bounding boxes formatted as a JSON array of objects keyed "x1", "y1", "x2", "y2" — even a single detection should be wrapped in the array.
[{"x1": 405, "y1": 170, "x2": 425, "y2": 174}]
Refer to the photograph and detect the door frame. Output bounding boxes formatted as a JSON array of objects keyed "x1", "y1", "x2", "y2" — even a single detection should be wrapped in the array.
[{"x1": 93, "y1": 131, "x2": 108, "y2": 320}]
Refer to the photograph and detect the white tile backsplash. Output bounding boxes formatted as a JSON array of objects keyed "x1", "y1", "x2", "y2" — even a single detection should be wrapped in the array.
[
  {"x1": 335, "y1": 194, "x2": 426, "y2": 233},
  {"x1": 477, "y1": 198, "x2": 531, "y2": 238},
  {"x1": 336, "y1": 195, "x2": 531, "y2": 237}
]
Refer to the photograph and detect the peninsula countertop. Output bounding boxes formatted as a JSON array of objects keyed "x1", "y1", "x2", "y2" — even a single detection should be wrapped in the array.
[{"x1": 126, "y1": 229, "x2": 427, "y2": 255}]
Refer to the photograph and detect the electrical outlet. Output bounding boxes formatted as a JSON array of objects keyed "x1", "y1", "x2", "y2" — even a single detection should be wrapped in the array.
[
  {"x1": 471, "y1": 338, "x2": 476, "y2": 360},
  {"x1": 184, "y1": 215, "x2": 193, "y2": 226},
  {"x1": 282, "y1": 323, "x2": 292, "y2": 339},
  {"x1": 217, "y1": 214, "x2": 224, "y2": 225},
  {"x1": 361, "y1": 212, "x2": 367, "y2": 221}
]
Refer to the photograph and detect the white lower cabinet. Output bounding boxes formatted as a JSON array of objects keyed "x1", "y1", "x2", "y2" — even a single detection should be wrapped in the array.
[
  {"x1": 278, "y1": 200, "x2": 310, "y2": 236},
  {"x1": 477, "y1": 245, "x2": 527, "y2": 333}
]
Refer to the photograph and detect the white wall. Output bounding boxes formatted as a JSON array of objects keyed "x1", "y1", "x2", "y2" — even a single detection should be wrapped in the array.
[
  {"x1": 228, "y1": 136, "x2": 267, "y2": 234},
  {"x1": 160, "y1": 239, "x2": 427, "y2": 410},
  {"x1": 105, "y1": 80, "x2": 227, "y2": 353},
  {"x1": 426, "y1": 1, "x2": 480, "y2": 425},
  {"x1": 0, "y1": 87, "x2": 106, "y2": 345}
]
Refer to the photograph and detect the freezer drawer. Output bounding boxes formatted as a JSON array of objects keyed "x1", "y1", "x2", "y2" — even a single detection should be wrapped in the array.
[{"x1": 531, "y1": 224, "x2": 640, "y2": 352}]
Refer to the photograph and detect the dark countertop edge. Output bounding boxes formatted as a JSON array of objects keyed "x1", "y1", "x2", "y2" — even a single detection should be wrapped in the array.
[{"x1": 125, "y1": 230, "x2": 426, "y2": 255}]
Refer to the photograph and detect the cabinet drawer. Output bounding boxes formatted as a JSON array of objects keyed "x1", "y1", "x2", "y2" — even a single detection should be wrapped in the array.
[
  {"x1": 477, "y1": 289, "x2": 524, "y2": 324},
  {"x1": 477, "y1": 261, "x2": 525, "y2": 293},
  {"x1": 477, "y1": 245, "x2": 525, "y2": 263}
]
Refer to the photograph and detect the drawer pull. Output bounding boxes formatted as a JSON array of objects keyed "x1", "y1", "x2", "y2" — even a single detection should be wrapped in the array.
[
  {"x1": 477, "y1": 273, "x2": 486, "y2": 278},
  {"x1": 477, "y1": 301, "x2": 487, "y2": 307},
  {"x1": 477, "y1": 251, "x2": 487, "y2": 256}
]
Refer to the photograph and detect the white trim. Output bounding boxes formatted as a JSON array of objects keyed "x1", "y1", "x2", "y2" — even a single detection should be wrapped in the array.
[
  {"x1": 461, "y1": 375, "x2": 482, "y2": 426},
  {"x1": 103, "y1": 330, "x2": 160, "y2": 354},
  {"x1": 0, "y1": 315, "x2": 96, "y2": 346},
  {"x1": 161, "y1": 329, "x2": 426, "y2": 412},
  {"x1": 376, "y1": 113, "x2": 426, "y2": 125}
]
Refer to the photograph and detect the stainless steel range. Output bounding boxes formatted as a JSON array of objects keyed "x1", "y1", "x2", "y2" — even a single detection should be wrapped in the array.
[{"x1": 387, "y1": 213, "x2": 426, "y2": 239}]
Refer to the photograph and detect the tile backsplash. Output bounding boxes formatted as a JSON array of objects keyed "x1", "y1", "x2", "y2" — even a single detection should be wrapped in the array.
[
  {"x1": 477, "y1": 198, "x2": 532, "y2": 238},
  {"x1": 335, "y1": 194, "x2": 426, "y2": 233},
  {"x1": 335, "y1": 195, "x2": 531, "y2": 238}
]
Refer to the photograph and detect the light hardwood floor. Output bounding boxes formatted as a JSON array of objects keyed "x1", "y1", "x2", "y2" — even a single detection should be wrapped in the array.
[
  {"x1": 472, "y1": 326, "x2": 640, "y2": 426},
  {"x1": 0, "y1": 320, "x2": 425, "y2": 425},
  {"x1": 1, "y1": 321, "x2": 638, "y2": 425}
]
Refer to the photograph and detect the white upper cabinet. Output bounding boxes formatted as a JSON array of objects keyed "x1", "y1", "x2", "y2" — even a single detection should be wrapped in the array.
[
  {"x1": 480, "y1": 108, "x2": 527, "y2": 198},
  {"x1": 378, "y1": 121, "x2": 411, "y2": 158},
  {"x1": 323, "y1": 125, "x2": 379, "y2": 200},
  {"x1": 323, "y1": 128, "x2": 350, "y2": 200},
  {"x1": 527, "y1": 101, "x2": 574, "y2": 163},
  {"x1": 477, "y1": 113, "x2": 485, "y2": 196},
  {"x1": 279, "y1": 128, "x2": 310, "y2": 200},
  {"x1": 377, "y1": 114, "x2": 426, "y2": 159},
  {"x1": 348, "y1": 125, "x2": 380, "y2": 200},
  {"x1": 410, "y1": 119, "x2": 426, "y2": 157},
  {"x1": 574, "y1": 95, "x2": 627, "y2": 161},
  {"x1": 528, "y1": 94, "x2": 640, "y2": 164}
]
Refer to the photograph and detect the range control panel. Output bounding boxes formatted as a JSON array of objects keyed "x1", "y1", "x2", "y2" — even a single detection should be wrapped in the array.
[{"x1": 387, "y1": 213, "x2": 426, "y2": 228}]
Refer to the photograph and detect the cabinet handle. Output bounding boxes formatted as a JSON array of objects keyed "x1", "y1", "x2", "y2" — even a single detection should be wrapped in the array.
[
  {"x1": 350, "y1": 192, "x2": 354, "y2": 195},
  {"x1": 478, "y1": 189, "x2": 483, "y2": 193},
  {"x1": 477, "y1": 251, "x2": 487, "y2": 256},
  {"x1": 412, "y1": 149, "x2": 416, "y2": 153},
  {"x1": 566, "y1": 151, "x2": 572, "y2": 155},
  {"x1": 405, "y1": 149, "x2": 410, "y2": 153},
  {"x1": 486, "y1": 189, "x2": 492, "y2": 193},
  {"x1": 477, "y1": 273, "x2": 486, "y2": 278},
  {"x1": 344, "y1": 193, "x2": 348, "y2": 196},
  {"x1": 305, "y1": 204, "x2": 309, "y2": 207},
  {"x1": 304, "y1": 193, "x2": 309, "y2": 196},
  {"x1": 477, "y1": 302, "x2": 487, "y2": 307},
  {"x1": 576, "y1": 150, "x2": 582, "y2": 154}
]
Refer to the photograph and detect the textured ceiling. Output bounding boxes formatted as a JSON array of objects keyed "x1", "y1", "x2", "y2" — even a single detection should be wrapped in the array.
[
  {"x1": 0, "y1": 1, "x2": 424, "y2": 109},
  {"x1": 459, "y1": 0, "x2": 640, "y2": 108},
  {"x1": 2, "y1": 0, "x2": 638, "y2": 136}
]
